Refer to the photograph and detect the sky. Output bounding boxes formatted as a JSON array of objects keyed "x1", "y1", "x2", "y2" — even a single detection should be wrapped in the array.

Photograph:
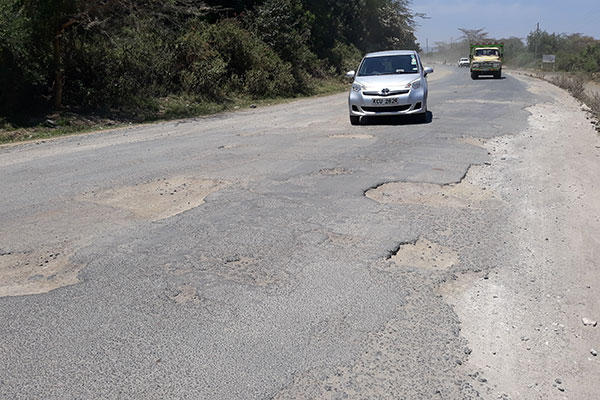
[{"x1": 412, "y1": 0, "x2": 600, "y2": 50}]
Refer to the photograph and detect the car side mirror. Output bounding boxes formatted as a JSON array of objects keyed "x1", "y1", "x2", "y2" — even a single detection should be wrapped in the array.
[
  {"x1": 423, "y1": 67, "x2": 434, "y2": 76},
  {"x1": 345, "y1": 71, "x2": 356, "y2": 79}
]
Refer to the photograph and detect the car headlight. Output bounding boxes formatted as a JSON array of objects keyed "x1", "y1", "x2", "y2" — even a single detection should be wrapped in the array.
[
  {"x1": 352, "y1": 83, "x2": 364, "y2": 92},
  {"x1": 406, "y1": 79, "x2": 422, "y2": 90},
  {"x1": 493, "y1": 62, "x2": 501, "y2": 68}
]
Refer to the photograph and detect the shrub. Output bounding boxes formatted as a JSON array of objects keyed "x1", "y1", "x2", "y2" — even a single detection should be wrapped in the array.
[
  {"x1": 328, "y1": 42, "x2": 363, "y2": 74},
  {"x1": 177, "y1": 20, "x2": 295, "y2": 99},
  {"x1": 247, "y1": 0, "x2": 321, "y2": 92},
  {"x1": 552, "y1": 74, "x2": 586, "y2": 95},
  {"x1": 0, "y1": 0, "x2": 46, "y2": 118},
  {"x1": 60, "y1": 20, "x2": 180, "y2": 113}
]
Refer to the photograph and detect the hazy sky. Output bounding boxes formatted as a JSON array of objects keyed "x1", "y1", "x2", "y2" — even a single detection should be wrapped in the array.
[{"x1": 413, "y1": 0, "x2": 600, "y2": 49}]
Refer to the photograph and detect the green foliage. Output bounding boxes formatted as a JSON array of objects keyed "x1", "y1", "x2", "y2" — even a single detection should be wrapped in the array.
[
  {"x1": 328, "y1": 42, "x2": 363, "y2": 74},
  {"x1": 0, "y1": 0, "x2": 425, "y2": 123},
  {"x1": 248, "y1": 0, "x2": 320, "y2": 92},
  {"x1": 63, "y1": 21, "x2": 180, "y2": 112},
  {"x1": 569, "y1": 42, "x2": 600, "y2": 73},
  {"x1": 178, "y1": 20, "x2": 294, "y2": 98},
  {"x1": 359, "y1": 0, "x2": 421, "y2": 52},
  {"x1": 525, "y1": 31, "x2": 598, "y2": 71},
  {"x1": 0, "y1": 0, "x2": 43, "y2": 116}
]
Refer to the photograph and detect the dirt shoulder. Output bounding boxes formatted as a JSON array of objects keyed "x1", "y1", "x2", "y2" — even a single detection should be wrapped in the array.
[
  {"x1": 507, "y1": 68, "x2": 600, "y2": 98},
  {"x1": 442, "y1": 73, "x2": 600, "y2": 399}
]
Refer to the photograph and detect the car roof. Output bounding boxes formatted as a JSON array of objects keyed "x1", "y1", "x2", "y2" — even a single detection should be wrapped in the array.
[{"x1": 364, "y1": 50, "x2": 418, "y2": 58}]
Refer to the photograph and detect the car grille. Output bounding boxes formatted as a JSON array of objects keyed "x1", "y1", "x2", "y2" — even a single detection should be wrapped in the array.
[
  {"x1": 362, "y1": 105, "x2": 411, "y2": 113},
  {"x1": 363, "y1": 89, "x2": 409, "y2": 96}
]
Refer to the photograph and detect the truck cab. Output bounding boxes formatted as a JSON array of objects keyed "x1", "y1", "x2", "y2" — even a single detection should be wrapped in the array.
[{"x1": 470, "y1": 43, "x2": 504, "y2": 79}]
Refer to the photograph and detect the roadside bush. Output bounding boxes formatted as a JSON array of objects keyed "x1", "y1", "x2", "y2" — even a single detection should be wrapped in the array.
[
  {"x1": 588, "y1": 94, "x2": 600, "y2": 132},
  {"x1": 244, "y1": 64, "x2": 295, "y2": 98},
  {"x1": 61, "y1": 21, "x2": 180, "y2": 113},
  {"x1": 1, "y1": 0, "x2": 425, "y2": 127},
  {"x1": 0, "y1": 0, "x2": 46, "y2": 118},
  {"x1": 247, "y1": 0, "x2": 321, "y2": 92},
  {"x1": 551, "y1": 74, "x2": 600, "y2": 131},
  {"x1": 552, "y1": 74, "x2": 586, "y2": 95},
  {"x1": 178, "y1": 20, "x2": 295, "y2": 99},
  {"x1": 177, "y1": 29, "x2": 229, "y2": 97},
  {"x1": 572, "y1": 43, "x2": 600, "y2": 73},
  {"x1": 328, "y1": 41, "x2": 363, "y2": 75}
]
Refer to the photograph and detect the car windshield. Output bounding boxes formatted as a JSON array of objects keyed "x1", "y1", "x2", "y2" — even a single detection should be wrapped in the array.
[
  {"x1": 358, "y1": 55, "x2": 419, "y2": 76},
  {"x1": 475, "y1": 49, "x2": 498, "y2": 57}
]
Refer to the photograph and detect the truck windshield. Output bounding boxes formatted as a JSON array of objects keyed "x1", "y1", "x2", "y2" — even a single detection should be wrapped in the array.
[
  {"x1": 358, "y1": 55, "x2": 419, "y2": 76},
  {"x1": 475, "y1": 49, "x2": 499, "y2": 57}
]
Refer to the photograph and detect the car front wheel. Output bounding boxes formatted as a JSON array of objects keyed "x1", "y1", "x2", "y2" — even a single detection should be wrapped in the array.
[{"x1": 350, "y1": 116, "x2": 360, "y2": 125}]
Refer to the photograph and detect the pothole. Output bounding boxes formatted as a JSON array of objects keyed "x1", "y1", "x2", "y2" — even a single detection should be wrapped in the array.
[
  {"x1": 216, "y1": 256, "x2": 288, "y2": 287},
  {"x1": 318, "y1": 167, "x2": 352, "y2": 176},
  {"x1": 329, "y1": 133, "x2": 375, "y2": 139},
  {"x1": 79, "y1": 177, "x2": 228, "y2": 221},
  {"x1": 382, "y1": 238, "x2": 459, "y2": 271},
  {"x1": 326, "y1": 232, "x2": 361, "y2": 245},
  {"x1": 457, "y1": 137, "x2": 487, "y2": 148},
  {"x1": 218, "y1": 144, "x2": 242, "y2": 150},
  {"x1": 0, "y1": 248, "x2": 80, "y2": 297},
  {"x1": 168, "y1": 285, "x2": 203, "y2": 305},
  {"x1": 365, "y1": 177, "x2": 494, "y2": 208}
]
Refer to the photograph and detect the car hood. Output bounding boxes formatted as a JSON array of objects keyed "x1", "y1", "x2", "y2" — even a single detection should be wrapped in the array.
[{"x1": 354, "y1": 74, "x2": 421, "y2": 90}]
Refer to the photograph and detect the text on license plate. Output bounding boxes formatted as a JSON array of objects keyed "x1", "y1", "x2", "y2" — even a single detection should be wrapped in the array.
[{"x1": 372, "y1": 98, "x2": 399, "y2": 105}]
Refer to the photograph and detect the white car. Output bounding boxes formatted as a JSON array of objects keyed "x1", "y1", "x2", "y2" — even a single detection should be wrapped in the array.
[
  {"x1": 458, "y1": 57, "x2": 470, "y2": 68},
  {"x1": 346, "y1": 50, "x2": 433, "y2": 125}
]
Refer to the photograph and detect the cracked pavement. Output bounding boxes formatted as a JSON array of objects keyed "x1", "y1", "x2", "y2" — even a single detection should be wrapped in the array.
[{"x1": 1, "y1": 66, "x2": 599, "y2": 399}]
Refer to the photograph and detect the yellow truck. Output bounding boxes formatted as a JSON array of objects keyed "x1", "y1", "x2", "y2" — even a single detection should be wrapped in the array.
[{"x1": 470, "y1": 43, "x2": 504, "y2": 79}]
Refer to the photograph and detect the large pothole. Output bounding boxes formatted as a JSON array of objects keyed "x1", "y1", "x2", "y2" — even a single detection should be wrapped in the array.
[
  {"x1": 382, "y1": 238, "x2": 460, "y2": 271},
  {"x1": 317, "y1": 167, "x2": 352, "y2": 176},
  {"x1": 365, "y1": 175, "x2": 494, "y2": 208},
  {"x1": 0, "y1": 248, "x2": 80, "y2": 297},
  {"x1": 80, "y1": 177, "x2": 228, "y2": 221}
]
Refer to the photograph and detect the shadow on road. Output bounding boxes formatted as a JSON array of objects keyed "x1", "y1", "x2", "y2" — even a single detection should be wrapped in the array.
[
  {"x1": 473, "y1": 76, "x2": 507, "y2": 80},
  {"x1": 360, "y1": 111, "x2": 434, "y2": 126}
]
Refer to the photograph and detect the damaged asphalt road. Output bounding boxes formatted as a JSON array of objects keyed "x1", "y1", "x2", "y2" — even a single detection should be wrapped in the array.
[{"x1": 1, "y1": 66, "x2": 599, "y2": 399}]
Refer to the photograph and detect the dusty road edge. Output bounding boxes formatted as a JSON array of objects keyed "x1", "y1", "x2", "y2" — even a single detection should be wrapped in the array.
[{"x1": 441, "y1": 73, "x2": 600, "y2": 399}]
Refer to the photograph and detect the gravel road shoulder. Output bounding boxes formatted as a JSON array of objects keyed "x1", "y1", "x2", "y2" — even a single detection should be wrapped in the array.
[{"x1": 442, "y1": 73, "x2": 600, "y2": 399}]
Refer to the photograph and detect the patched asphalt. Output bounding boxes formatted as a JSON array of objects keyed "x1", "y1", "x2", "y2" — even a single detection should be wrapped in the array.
[{"x1": 1, "y1": 66, "x2": 542, "y2": 398}]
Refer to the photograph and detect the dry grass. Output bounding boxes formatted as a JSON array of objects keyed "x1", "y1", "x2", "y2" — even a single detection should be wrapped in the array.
[{"x1": 551, "y1": 74, "x2": 600, "y2": 132}]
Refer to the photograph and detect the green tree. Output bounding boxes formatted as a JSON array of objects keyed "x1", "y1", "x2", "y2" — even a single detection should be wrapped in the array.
[
  {"x1": 358, "y1": 0, "x2": 421, "y2": 51},
  {"x1": 0, "y1": 0, "x2": 39, "y2": 117},
  {"x1": 248, "y1": 0, "x2": 319, "y2": 91},
  {"x1": 458, "y1": 28, "x2": 488, "y2": 43}
]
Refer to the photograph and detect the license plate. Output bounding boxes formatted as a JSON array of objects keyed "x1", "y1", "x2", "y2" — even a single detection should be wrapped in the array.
[{"x1": 372, "y1": 98, "x2": 399, "y2": 105}]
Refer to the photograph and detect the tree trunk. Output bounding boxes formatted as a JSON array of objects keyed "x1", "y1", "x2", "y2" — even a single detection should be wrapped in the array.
[
  {"x1": 53, "y1": 19, "x2": 77, "y2": 110},
  {"x1": 53, "y1": 31, "x2": 64, "y2": 110}
]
